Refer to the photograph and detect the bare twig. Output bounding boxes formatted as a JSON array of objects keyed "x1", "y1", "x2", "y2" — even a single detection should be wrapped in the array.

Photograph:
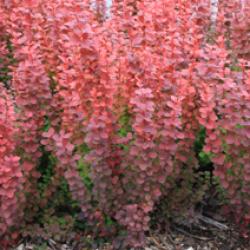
[
  {"x1": 148, "y1": 232, "x2": 171, "y2": 250},
  {"x1": 172, "y1": 225, "x2": 211, "y2": 241},
  {"x1": 197, "y1": 215, "x2": 229, "y2": 231}
]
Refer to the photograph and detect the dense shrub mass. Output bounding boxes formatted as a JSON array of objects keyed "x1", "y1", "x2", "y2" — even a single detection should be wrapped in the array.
[{"x1": 0, "y1": 0, "x2": 250, "y2": 248}]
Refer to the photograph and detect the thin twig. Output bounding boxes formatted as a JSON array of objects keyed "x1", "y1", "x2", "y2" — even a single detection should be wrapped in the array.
[
  {"x1": 172, "y1": 225, "x2": 212, "y2": 241},
  {"x1": 197, "y1": 215, "x2": 229, "y2": 230},
  {"x1": 165, "y1": 228, "x2": 177, "y2": 250},
  {"x1": 150, "y1": 236, "x2": 170, "y2": 250}
]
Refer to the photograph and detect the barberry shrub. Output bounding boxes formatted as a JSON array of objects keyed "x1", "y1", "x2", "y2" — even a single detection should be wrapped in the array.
[{"x1": 0, "y1": 0, "x2": 249, "y2": 248}]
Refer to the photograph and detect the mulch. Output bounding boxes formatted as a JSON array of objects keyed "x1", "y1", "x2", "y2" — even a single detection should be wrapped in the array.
[{"x1": 14, "y1": 215, "x2": 250, "y2": 250}]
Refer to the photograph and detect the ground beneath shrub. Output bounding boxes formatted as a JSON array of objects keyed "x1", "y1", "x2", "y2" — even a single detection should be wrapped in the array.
[{"x1": 14, "y1": 215, "x2": 249, "y2": 250}]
